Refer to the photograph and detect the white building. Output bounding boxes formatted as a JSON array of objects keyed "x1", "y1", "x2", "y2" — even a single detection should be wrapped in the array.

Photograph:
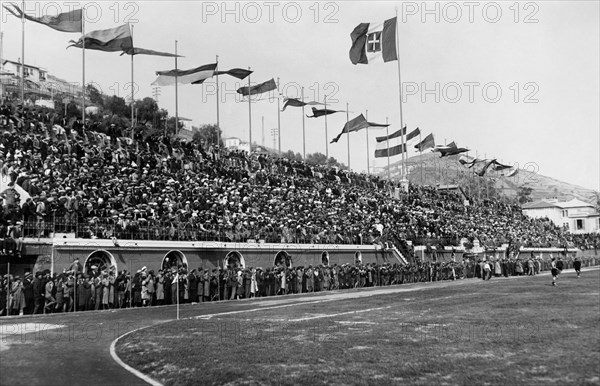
[
  {"x1": 522, "y1": 198, "x2": 600, "y2": 234},
  {"x1": 223, "y1": 137, "x2": 250, "y2": 153},
  {"x1": 1, "y1": 59, "x2": 83, "y2": 103}
]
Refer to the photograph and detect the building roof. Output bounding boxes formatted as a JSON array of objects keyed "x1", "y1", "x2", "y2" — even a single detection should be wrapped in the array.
[
  {"x1": 556, "y1": 198, "x2": 594, "y2": 209},
  {"x1": 522, "y1": 198, "x2": 595, "y2": 210},
  {"x1": 2, "y1": 59, "x2": 43, "y2": 71},
  {"x1": 522, "y1": 200, "x2": 562, "y2": 209}
]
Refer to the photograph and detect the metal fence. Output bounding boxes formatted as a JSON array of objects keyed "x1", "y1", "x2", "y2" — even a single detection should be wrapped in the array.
[{"x1": 20, "y1": 216, "x2": 371, "y2": 245}]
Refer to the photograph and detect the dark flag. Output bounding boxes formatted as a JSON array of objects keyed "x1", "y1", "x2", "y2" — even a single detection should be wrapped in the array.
[
  {"x1": 215, "y1": 68, "x2": 253, "y2": 80},
  {"x1": 414, "y1": 133, "x2": 435, "y2": 151},
  {"x1": 122, "y1": 47, "x2": 181, "y2": 57},
  {"x1": 68, "y1": 24, "x2": 133, "y2": 52},
  {"x1": 282, "y1": 98, "x2": 323, "y2": 112},
  {"x1": 237, "y1": 78, "x2": 277, "y2": 96},
  {"x1": 306, "y1": 107, "x2": 343, "y2": 118},
  {"x1": 375, "y1": 126, "x2": 407, "y2": 142},
  {"x1": 493, "y1": 161, "x2": 512, "y2": 171},
  {"x1": 331, "y1": 114, "x2": 389, "y2": 143},
  {"x1": 4, "y1": 2, "x2": 82, "y2": 33},
  {"x1": 477, "y1": 159, "x2": 496, "y2": 176}
]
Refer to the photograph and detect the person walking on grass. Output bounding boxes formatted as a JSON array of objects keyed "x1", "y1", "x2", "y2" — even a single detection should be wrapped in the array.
[
  {"x1": 551, "y1": 258, "x2": 559, "y2": 286},
  {"x1": 573, "y1": 256, "x2": 582, "y2": 278}
]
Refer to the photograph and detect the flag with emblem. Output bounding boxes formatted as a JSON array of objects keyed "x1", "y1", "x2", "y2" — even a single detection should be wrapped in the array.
[{"x1": 349, "y1": 17, "x2": 397, "y2": 64}]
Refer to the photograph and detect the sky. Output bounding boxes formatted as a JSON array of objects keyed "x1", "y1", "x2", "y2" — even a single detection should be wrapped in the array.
[{"x1": 1, "y1": 1, "x2": 599, "y2": 191}]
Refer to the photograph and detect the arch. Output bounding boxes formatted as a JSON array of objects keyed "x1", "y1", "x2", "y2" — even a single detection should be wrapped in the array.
[
  {"x1": 224, "y1": 251, "x2": 245, "y2": 269},
  {"x1": 274, "y1": 251, "x2": 293, "y2": 268},
  {"x1": 321, "y1": 251, "x2": 330, "y2": 266},
  {"x1": 84, "y1": 250, "x2": 117, "y2": 276},
  {"x1": 162, "y1": 250, "x2": 188, "y2": 272},
  {"x1": 354, "y1": 251, "x2": 363, "y2": 265}
]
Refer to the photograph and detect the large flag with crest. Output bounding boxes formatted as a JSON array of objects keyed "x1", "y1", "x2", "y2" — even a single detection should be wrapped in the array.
[{"x1": 349, "y1": 17, "x2": 398, "y2": 64}]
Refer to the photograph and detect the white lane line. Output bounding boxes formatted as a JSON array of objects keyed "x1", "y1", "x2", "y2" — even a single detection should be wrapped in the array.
[
  {"x1": 109, "y1": 325, "x2": 164, "y2": 386},
  {"x1": 287, "y1": 306, "x2": 392, "y2": 322},
  {"x1": 194, "y1": 299, "x2": 335, "y2": 320}
]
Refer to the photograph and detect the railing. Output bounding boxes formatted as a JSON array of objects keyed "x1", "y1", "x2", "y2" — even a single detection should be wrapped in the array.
[{"x1": 20, "y1": 215, "x2": 372, "y2": 245}]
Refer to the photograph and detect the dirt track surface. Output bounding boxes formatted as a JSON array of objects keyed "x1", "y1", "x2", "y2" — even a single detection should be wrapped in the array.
[{"x1": 0, "y1": 269, "x2": 592, "y2": 386}]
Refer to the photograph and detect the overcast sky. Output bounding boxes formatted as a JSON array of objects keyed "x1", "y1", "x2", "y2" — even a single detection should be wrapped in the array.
[{"x1": 2, "y1": 1, "x2": 598, "y2": 191}]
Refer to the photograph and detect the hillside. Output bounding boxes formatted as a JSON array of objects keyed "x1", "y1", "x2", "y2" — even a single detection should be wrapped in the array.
[{"x1": 377, "y1": 152, "x2": 598, "y2": 204}]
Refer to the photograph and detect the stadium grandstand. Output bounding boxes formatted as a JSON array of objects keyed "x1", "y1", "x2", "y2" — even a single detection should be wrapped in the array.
[{"x1": 1, "y1": 101, "x2": 599, "y2": 316}]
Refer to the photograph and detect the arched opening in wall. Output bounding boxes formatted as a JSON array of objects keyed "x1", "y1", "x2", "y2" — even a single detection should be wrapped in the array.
[
  {"x1": 321, "y1": 251, "x2": 330, "y2": 266},
  {"x1": 85, "y1": 250, "x2": 117, "y2": 276},
  {"x1": 354, "y1": 251, "x2": 363, "y2": 265},
  {"x1": 162, "y1": 250, "x2": 188, "y2": 272},
  {"x1": 274, "y1": 251, "x2": 293, "y2": 268},
  {"x1": 224, "y1": 251, "x2": 245, "y2": 269}
]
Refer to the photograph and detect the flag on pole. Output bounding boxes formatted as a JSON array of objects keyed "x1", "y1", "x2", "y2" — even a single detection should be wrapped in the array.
[
  {"x1": 414, "y1": 133, "x2": 435, "y2": 151},
  {"x1": 331, "y1": 114, "x2": 389, "y2": 143},
  {"x1": 477, "y1": 159, "x2": 496, "y2": 176},
  {"x1": 237, "y1": 78, "x2": 277, "y2": 96},
  {"x1": 215, "y1": 68, "x2": 253, "y2": 80},
  {"x1": 349, "y1": 17, "x2": 398, "y2": 64},
  {"x1": 492, "y1": 161, "x2": 512, "y2": 171},
  {"x1": 433, "y1": 142, "x2": 469, "y2": 157},
  {"x1": 152, "y1": 63, "x2": 217, "y2": 86},
  {"x1": 3, "y1": 2, "x2": 82, "y2": 33},
  {"x1": 374, "y1": 127, "x2": 419, "y2": 158},
  {"x1": 282, "y1": 98, "x2": 323, "y2": 111},
  {"x1": 68, "y1": 24, "x2": 133, "y2": 52},
  {"x1": 306, "y1": 107, "x2": 343, "y2": 118},
  {"x1": 122, "y1": 47, "x2": 181, "y2": 57}
]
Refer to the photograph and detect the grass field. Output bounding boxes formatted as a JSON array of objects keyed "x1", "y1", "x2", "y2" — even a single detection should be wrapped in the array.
[{"x1": 117, "y1": 270, "x2": 600, "y2": 386}]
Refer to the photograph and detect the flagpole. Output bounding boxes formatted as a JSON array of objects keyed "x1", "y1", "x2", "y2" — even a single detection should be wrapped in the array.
[
  {"x1": 346, "y1": 102, "x2": 350, "y2": 170},
  {"x1": 301, "y1": 86, "x2": 306, "y2": 159},
  {"x1": 419, "y1": 131, "x2": 423, "y2": 184},
  {"x1": 20, "y1": 0, "x2": 25, "y2": 105},
  {"x1": 386, "y1": 117, "x2": 390, "y2": 181},
  {"x1": 215, "y1": 55, "x2": 220, "y2": 146},
  {"x1": 82, "y1": 7, "x2": 86, "y2": 123},
  {"x1": 130, "y1": 24, "x2": 134, "y2": 134},
  {"x1": 175, "y1": 40, "x2": 179, "y2": 135},
  {"x1": 277, "y1": 77, "x2": 281, "y2": 155},
  {"x1": 394, "y1": 9, "x2": 407, "y2": 190},
  {"x1": 247, "y1": 67, "x2": 252, "y2": 151},
  {"x1": 365, "y1": 109, "x2": 370, "y2": 174},
  {"x1": 324, "y1": 94, "x2": 329, "y2": 159}
]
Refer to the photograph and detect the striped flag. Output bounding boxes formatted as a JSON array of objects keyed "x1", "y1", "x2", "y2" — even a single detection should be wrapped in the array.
[
  {"x1": 374, "y1": 127, "x2": 419, "y2": 158},
  {"x1": 152, "y1": 63, "x2": 217, "y2": 86},
  {"x1": 68, "y1": 24, "x2": 133, "y2": 52},
  {"x1": 350, "y1": 17, "x2": 398, "y2": 64}
]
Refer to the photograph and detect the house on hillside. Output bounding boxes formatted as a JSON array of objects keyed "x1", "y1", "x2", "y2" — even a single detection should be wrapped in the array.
[
  {"x1": 224, "y1": 137, "x2": 251, "y2": 153},
  {"x1": 522, "y1": 198, "x2": 600, "y2": 234}
]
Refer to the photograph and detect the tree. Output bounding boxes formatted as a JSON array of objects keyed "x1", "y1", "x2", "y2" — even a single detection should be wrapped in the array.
[
  {"x1": 517, "y1": 186, "x2": 534, "y2": 204},
  {"x1": 134, "y1": 97, "x2": 159, "y2": 124},
  {"x1": 192, "y1": 124, "x2": 223, "y2": 146},
  {"x1": 86, "y1": 84, "x2": 104, "y2": 109},
  {"x1": 105, "y1": 95, "x2": 129, "y2": 117},
  {"x1": 304, "y1": 152, "x2": 347, "y2": 169}
]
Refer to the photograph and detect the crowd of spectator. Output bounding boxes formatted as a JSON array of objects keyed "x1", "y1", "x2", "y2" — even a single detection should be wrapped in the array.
[
  {"x1": 2, "y1": 253, "x2": 598, "y2": 316},
  {"x1": 2, "y1": 104, "x2": 599, "y2": 255}
]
